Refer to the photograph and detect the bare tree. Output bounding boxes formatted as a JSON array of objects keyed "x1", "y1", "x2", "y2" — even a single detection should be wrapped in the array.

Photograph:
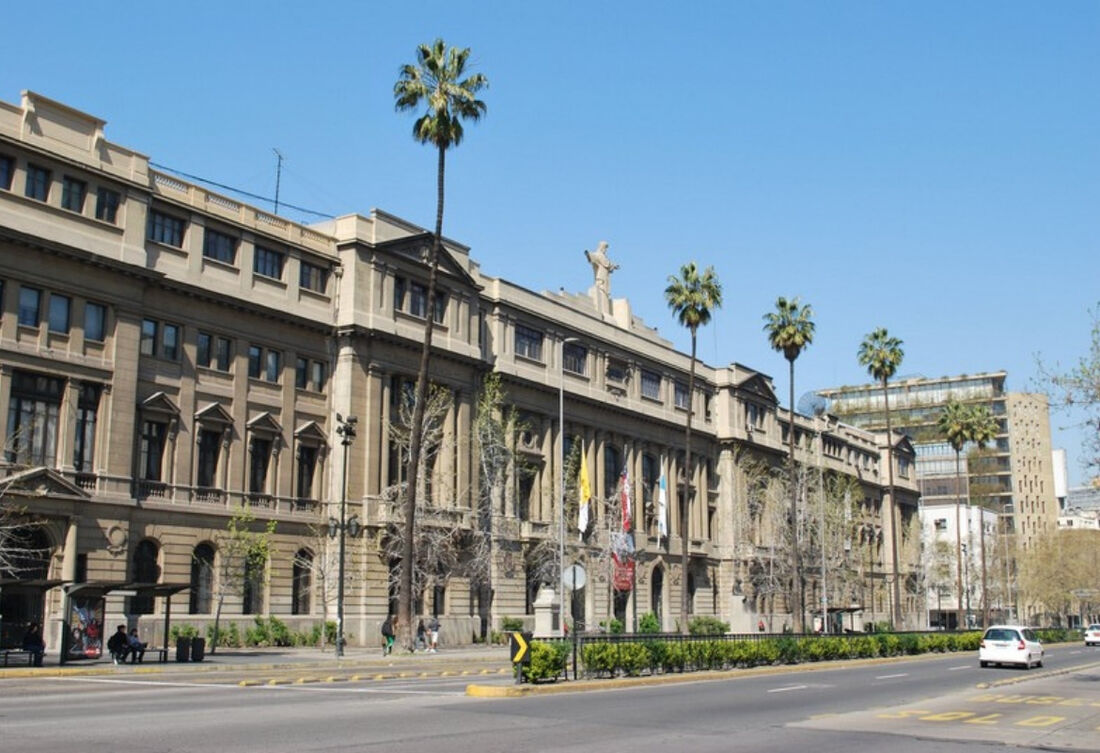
[
  {"x1": 207, "y1": 506, "x2": 276, "y2": 654},
  {"x1": 291, "y1": 523, "x2": 364, "y2": 648}
]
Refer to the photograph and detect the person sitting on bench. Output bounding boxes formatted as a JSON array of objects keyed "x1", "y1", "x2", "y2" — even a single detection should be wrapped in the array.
[
  {"x1": 107, "y1": 625, "x2": 130, "y2": 665},
  {"x1": 21, "y1": 623, "x2": 46, "y2": 667},
  {"x1": 127, "y1": 629, "x2": 147, "y2": 663}
]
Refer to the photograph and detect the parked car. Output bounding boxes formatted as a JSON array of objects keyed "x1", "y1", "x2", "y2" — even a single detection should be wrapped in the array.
[
  {"x1": 979, "y1": 625, "x2": 1044, "y2": 669},
  {"x1": 1085, "y1": 624, "x2": 1100, "y2": 647}
]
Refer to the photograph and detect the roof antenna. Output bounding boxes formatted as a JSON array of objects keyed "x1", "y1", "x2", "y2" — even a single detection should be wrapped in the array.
[{"x1": 272, "y1": 148, "x2": 284, "y2": 215}]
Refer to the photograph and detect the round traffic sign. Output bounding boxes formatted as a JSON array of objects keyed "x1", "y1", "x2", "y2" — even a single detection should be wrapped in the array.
[{"x1": 562, "y1": 563, "x2": 587, "y2": 591}]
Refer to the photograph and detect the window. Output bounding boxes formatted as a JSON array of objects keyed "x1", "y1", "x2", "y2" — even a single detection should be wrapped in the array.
[
  {"x1": 604, "y1": 445, "x2": 622, "y2": 499},
  {"x1": 73, "y1": 383, "x2": 101, "y2": 473},
  {"x1": 408, "y1": 281, "x2": 427, "y2": 318},
  {"x1": 641, "y1": 370, "x2": 661, "y2": 400},
  {"x1": 84, "y1": 302, "x2": 106, "y2": 341},
  {"x1": 746, "y1": 402, "x2": 765, "y2": 429},
  {"x1": 48, "y1": 294, "x2": 71, "y2": 334},
  {"x1": 674, "y1": 382, "x2": 689, "y2": 410},
  {"x1": 203, "y1": 228, "x2": 237, "y2": 264},
  {"x1": 196, "y1": 429, "x2": 222, "y2": 488},
  {"x1": 432, "y1": 292, "x2": 446, "y2": 324},
  {"x1": 265, "y1": 350, "x2": 281, "y2": 383},
  {"x1": 299, "y1": 261, "x2": 328, "y2": 293},
  {"x1": 61, "y1": 176, "x2": 86, "y2": 213},
  {"x1": 18, "y1": 287, "x2": 40, "y2": 327},
  {"x1": 297, "y1": 445, "x2": 318, "y2": 500},
  {"x1": 934, "y1": 518, "x2": 948, "y2": 531},
  {"x1": 131, "y1": 540, "x2": 160, "y2": 614},
  {"x1": 254, "y1": 246, "x2": 285, "y2": 279},
  {"x1": 248, "y1": 345, "x2": 263, "y2": 379},
  {"x1": 563, "y1": 342, "x2": 587, "y2": 375},
  {"x1": 295, "y1": 357, "x2": 309, "y2": 390},
  {"x1": 248, "y1": 345, "x2": 280, "y2": 382},
  {"x1": 607, "y1": 359, "x2": 628, "y2": 383},
  {"x1": 0, "y1": 154, "x2": 13, "y2": 190},
  {"x1": 249, "y1": 437, "x2": 271, "y2": 494},
  {"x1": 311, "y1": 361, "x2": 327, "y2": 392},
  {"x1": 140, "y1": 319, "x2": 157, "y2": 356},
  {"x1": 898, "y1": 456, "x2": 911, "y2": 478},
  {"x1": 24, "y1": 164, "x2": 50, "y2": 201},
  {"x1": 147, "y1": 210, "x2": 185, "y2": 247},
  {"x1": 6, "y1": 371, "x2": 63, "y2": 465},
  {"x1": 394, "y1": 276, "x2": 406, "y2": 312},
  {"x1": 189, "y1": 544, "x2": 215, "y2": 614},
  {"x1": 292, "y1": 551, "x2": 312, "y2": 615},
  {"x1": 139, "y1": 420, "x2": 167, "y2": 481},
  {"x1": 197, "y1": 332, "x2": 231, "y2": 371},
  {"x1": 242, "y1": 557, "x2": 264, "y2": 615},
  {"x1": 296, "y1": 358, "x2": 327, "y2": 392},
  {"x1": 162, "y1": 323, "x2": 180, "y2": 360},
  {"x1": 95, "y1": 187, "x2": 120, "y2": 223},
  {"x1": 515, "y1": 324, "x2": 543, "y2": 361}
]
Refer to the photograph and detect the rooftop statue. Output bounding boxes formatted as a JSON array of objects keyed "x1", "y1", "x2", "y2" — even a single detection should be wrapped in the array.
[{"x1": 585, "y1": 241, "x2": 618, "y2": 305}]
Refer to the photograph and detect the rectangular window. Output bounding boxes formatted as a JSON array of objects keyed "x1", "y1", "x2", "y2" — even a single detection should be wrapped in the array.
[
  {"x1": 248, "y1": 345, "x2": 263, "y2": 379},
  {"x1": 311, "y1": 361, "x2": 327, "y2": 392},
  {"x1": 73, "y1": 383, "x2": 101, "y2": 473},
  {"x1": 140, "y1": 319, "x2": 157, "y2": 356},
  {"x1": 61, "y1": 176, "x2": 86, "y2": 213},
  {"x1": 674, "y1": 382, "x2": 689, "y2": 410},
  {"x1": 95, "y1": 187, "x2": 120, "y2": 223},
  {"x1": 408, "y1": 281, "x2": 427, "y2": 318},
  {"x1": 6, "y1": 371, "x2": 63, "y2": 465},
  {"x1": 563, "y1": 342, "x2": 587, "y2": 375},
  {"x1": 197, "y1": 332, "x2": 213, "y2": 368},
  {"x1": 198, "y1": 334, "x2": 232, "y2": 372},
  {"x1": 299, "y1": 261, "x2": 328, "y2": 293},
  {"x1": 254, "y1": 246, "x2": 285, "y2": 279},
  {"x1": 196, "y1": 429, "x2": 221, "y2": 488},
  {"x1": 147, "y1": 210, "x2": 185, "y2": 247},
  {"x1": 84, "y1": 302, "x2": 106, "y2": 341},
  {"x1": 18, "y1": 287, "x2": 41, "y2": 327},
  {"x1": 264, "y1": 350, "x2": 281, "y2": 383},
  {"x1": 162, "y1": 323, "x2": 180, "y2": 360},
  {"x1": 297, "y1": 445, "x2": 318, "y2": 499},
  {"x1": 0, "y1": 154, "x2": 13, "y2": 190},
  {"x1": 515, "y1": 324, "x2": 543, "y2": 361},
  {"x1": 394, "y1": 276, "x2": 406, "y2": 312},
  {"x1": 139, "y1": 420, "x2": 167, "y2": 481},
  {"x1": 295, "y1": 357, "x2": 309, "y2": 390},
  {"x1": 203, "y1": 228, "x2": 237, "y2": 264},
  {"x1": 214, "y1": 336, "x2": 231, "y2": 371},
  {"x1": 641, "y1": 370, "x2": 661, "y2": 400},
  {"x1": 24, "y1": 164, "x2": 50, "y2": 201},
  {"x1": 48, "y1": 294, "x2": 71, "y2": 334},
  {"x1": 432, "y1": 292, "x2": 446, "y2": 324},
  {"x1": 249, "y1": 437, "x2": 271, "y2": 493}
]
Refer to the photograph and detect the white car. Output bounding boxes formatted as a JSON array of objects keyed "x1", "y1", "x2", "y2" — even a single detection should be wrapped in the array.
[
  {"x1": 979, "y1": 625, "x2": 1044, "y2": 669},
  {"x1": 1085, "y1": 624, "x2": 1100, "y2": 647}
]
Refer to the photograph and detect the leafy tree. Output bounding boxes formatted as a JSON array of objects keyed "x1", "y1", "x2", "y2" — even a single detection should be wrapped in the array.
[
  {"x1": 857, "y1": 327, "x2": 905, "y2": 626},
  {"x1": 1018, "y1": 528, "x2": 1100, "y2": 625},
  {"x1": 763, "y1": 296, "x2": 815, "y2": 631},
  {"x1": 937, "y1": 398, "x2": 970, "y2": 629},
  {"x1": 664, "y1": 262, "x2": 722, "y2": 634},
  {"x1": 208, "y1": 507, "x2": 276, "y2": 654},
  {"x1": 393, "y1": 38, "x2": 488, "y2": 645}
]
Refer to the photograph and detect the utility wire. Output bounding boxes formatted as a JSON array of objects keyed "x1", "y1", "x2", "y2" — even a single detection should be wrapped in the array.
[{"x1": 149, "y1": 161, "x2": 335, "y2": 219}]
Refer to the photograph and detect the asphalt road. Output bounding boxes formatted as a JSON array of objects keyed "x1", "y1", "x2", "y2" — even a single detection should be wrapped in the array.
[{"x1": 1, "y1": 644, "x2": 1097, "y2": 752}]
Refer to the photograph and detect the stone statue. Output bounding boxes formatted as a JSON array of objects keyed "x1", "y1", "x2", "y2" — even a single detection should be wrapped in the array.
[{"x1": 585, "y1": 241, "x2": 618, "y2": 298}]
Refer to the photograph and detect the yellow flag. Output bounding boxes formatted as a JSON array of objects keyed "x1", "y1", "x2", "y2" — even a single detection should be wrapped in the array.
[{"x1": 577, "y1": 453, "x2": 591, "y2": 536}]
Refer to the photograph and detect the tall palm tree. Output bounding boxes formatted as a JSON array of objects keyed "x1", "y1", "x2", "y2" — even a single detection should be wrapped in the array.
[
  {"x1": 763, "y1": 296, "x2": 815, "y2": 632},
  {"x1": 394, "y1": 39, "x2": 487, "y2": 645},
  {"x1": 665, "y1": 262, "x2": 722, "y2": 633},
  {"x1": 937, "y1": 399, "x2": 970, "y2": 630},
  {"x1": 967, "y1": 404, "x2": 998, "y2": 627},
  {"x1": 857, "y1": 327, "x2": 905, "y2": 627}
]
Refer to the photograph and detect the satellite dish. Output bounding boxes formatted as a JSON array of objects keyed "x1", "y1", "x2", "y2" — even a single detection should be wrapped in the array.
[{"x1": 797, "y1": 391, "x2": 829, "y2": 417}]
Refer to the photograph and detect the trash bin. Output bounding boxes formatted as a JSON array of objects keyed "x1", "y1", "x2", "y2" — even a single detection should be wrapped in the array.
[
  {"x1": 175, "y1": 637, "x2": 191, "y2": 663},
  {"x1": 190, "y1": 637, "x2": 205, "y2": 662}
]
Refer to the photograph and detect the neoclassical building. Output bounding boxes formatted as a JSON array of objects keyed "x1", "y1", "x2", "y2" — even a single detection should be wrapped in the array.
[{"x1": 0, "y1": 91, "x2": 921, "y2": 651}]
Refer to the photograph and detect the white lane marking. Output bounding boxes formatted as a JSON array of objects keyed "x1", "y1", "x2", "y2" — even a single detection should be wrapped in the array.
[
  {"x1": 875, "y1": 673, "x2": 908, "y2": 679},
  {"x1": 1070, "y1": 650, "x2": 1081, "y2": 655},
  {"x1": 768, "y1": 684, "x2": 808, "y2": 693},
  {"x1": 50, "y1": 677, "x2": 239, "y2": 690},
  {"x1": 948, "y1": 666, "x2": 970, "y2": 671},
  {"x1": 262, "y1": 684, "x2": 465, "y2": 696},
  {"x1": 49, "y1": 676, "x2": 465, "y2": 696}
]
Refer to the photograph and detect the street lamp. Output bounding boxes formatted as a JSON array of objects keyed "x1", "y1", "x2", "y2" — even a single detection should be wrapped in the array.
[
  {"x1": 559, "y1": 336, "x2": 580, "y2": 637},
  {"x1": 332, "y1": 414, "x2": 358, "y2": 658}
]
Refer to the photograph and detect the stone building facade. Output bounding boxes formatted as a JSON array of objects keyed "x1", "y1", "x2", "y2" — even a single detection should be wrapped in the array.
[{"x1": 0, "y1": 91, "x2": 921, "y2": 650}]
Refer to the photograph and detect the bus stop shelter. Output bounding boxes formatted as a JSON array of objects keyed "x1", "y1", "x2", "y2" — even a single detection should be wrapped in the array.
[{"x1": 61, "y1": 581, "x2": 190, "y2": 665}]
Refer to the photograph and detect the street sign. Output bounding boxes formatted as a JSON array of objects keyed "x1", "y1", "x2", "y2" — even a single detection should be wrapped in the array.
[
  {"x1": 510, "y1": 631, "x2": 531, "y2": 664},
  {"x1": 562, "y1": 563, "x2": 587, "y2": 591}
]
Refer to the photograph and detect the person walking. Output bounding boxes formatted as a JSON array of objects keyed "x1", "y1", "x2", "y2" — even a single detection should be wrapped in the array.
[
  {"x1": 380, "y1": 615, "x2": 395, "y2": 656},
  {"x1": 415, "y1": 619, "x2": 427, "y2": 652},
  {"x1": 428, "y1": 615, "x2": 440, "y2": 653}
]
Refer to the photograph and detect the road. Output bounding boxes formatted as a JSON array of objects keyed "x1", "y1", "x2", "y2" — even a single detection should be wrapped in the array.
[{"x1": 1, "y1": 644, "x2": 1097, "y2": 752}]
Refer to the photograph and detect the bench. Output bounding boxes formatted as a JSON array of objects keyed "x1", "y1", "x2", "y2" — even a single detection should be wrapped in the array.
[
  {"x1": 1, "y1": 649, "x2": 44, "y2": 667},
  {"x1": 121, "y1": 647, "x2": 169, "y2": 664}
]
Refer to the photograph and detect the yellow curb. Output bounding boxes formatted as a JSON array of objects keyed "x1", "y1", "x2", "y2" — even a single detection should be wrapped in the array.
[
  {"x1": 349, "y1": 674, "x2": 361, "y2": 682},
  {"x1": 238, "y1": 679, "x2": 261, "y2": 687},
  {"x1": 419, "y1": 672, "x2": 430, "y2": 678},
  {"x1": 374, "y1": 674, "x2": 387, "y2": 680},
  {"x1": 460, "y1": 670, "x2": 471, "y2": 676},
  {"x1": 268, "y1": 678, "x2": 291, "y2": 685},
  {"x1": 325, "y1": 676, "x2": 346, "y2": 683},
  {"x1": 479, "y1": 668, "x2": 493, "y2": 675},
  {"x1": 295, "y1": 677, "x2": 320, "y2": 684},
  {"x1": 441, "y1": 671, "x2": 454, "y2": 676}
]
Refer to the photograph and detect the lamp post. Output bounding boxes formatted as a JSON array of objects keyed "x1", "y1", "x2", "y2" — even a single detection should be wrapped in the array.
[
  {"x1": 559, "y1": 336, "x2": 580, "y2": 637},
  {"x1": 332, "y1": 414, "x2": 358, "y2": 658}
]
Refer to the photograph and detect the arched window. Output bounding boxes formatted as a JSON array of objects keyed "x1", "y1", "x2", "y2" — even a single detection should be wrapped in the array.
[
  {"x1": 651, "y1": 565, "x2": 664, "y2": 625},
  {"x1": 131, "y1": 539, "x2": 160, "y2": 614},
  {"x1": 242, "y1": 556, "x2": 265, "y2": 615},
  {"x1": 292, "y1": 549, "x2": 312, "y2": 616},
  {"x1": 190, "y1": 543, "x2": 215, "y2": 614}
]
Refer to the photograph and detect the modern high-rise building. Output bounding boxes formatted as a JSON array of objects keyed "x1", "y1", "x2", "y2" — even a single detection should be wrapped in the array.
[{"x1": 0, "y1": 91, "x2": 923, "y2": 655}]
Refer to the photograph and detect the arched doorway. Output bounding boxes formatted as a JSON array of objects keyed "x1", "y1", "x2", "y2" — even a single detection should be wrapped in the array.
[
  {"x1": 189, "y1": 543, "x2": 215, "y2": 614},
  {"x1": 0, "y1": 525, "x2": 52, "y2": 647},
  {"x1": 651, "y1": 565, "x2": 664, "y2": 627}
]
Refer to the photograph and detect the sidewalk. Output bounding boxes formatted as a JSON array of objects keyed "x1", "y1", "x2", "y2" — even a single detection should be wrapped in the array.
[{"x1": 0, "y1": 644, "x2": 512, "y2": 679}]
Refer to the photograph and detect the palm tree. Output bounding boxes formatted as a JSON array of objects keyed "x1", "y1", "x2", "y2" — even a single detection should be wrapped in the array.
[
  {"x1": 937, "y1": 398, "x2": 970, "y2": 630},
  {"x1": 394, "y1": 39, "x2": 487, "y2": 645},
  {"x1": 967, "y1": 404, "x2": 998, "y2": 627},
  {"x1": 665, "y1": 262, "x2": 722, "y2": 633},
  {"x1": 857, "y1": 327, "x2": 905, "y2": 627},
  {"x1": 763, "y1": 296, "x2": 815, "y2": 632}
]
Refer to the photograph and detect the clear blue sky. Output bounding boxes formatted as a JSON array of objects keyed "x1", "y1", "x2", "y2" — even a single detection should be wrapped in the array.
[{"x1": 5, "y1": 1, "x2": 1098, "y2": 485}]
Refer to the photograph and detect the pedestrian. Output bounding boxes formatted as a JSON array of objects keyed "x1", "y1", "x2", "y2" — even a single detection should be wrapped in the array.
[
  {"x1": 127, "y1": 628, "x2": 147, "y2": 663},
  {"x1": 416, "y1": 619, "x2": 427, "y2": 652},
  {"x1": 107, "y1": 624, "x2": 129, "y2": 665},
  {"x1": 380, "y1": 615, "x2": 395, "y2": 656},
  {"x1": 21, "y1": 623, "x2": 46, "y2": 667},
  {"x1": 428, "y1": 615, "x2": 440, "y2": 653},
  {"x1": 757, "y1": 619, "x2": 766, "y2": 633}
]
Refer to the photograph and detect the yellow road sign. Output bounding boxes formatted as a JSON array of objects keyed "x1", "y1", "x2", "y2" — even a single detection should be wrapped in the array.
[{"x1": 510, "y1": 631, "x2": 530, "y2": 664}]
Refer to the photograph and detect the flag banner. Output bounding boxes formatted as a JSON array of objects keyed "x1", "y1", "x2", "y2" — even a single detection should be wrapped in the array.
[
  {"x1": 578, "y1": 452, "x2": 591, "y2": 538},
  {"x1": 620, "y1": 467, "x2": 632, "y2": 533},
  {"x1": 657, "y1": 473, "x2": 668, "y2": 538},
  {"x1": 612, "y1": 553, "x2": 635, "y2": 591}
]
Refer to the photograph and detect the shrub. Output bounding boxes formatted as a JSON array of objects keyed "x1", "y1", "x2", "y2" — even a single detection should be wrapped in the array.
[
  {"x1": 661, "y1": 642, "x2": 688, "y2": 672},
  {"x1": 638, "y1": 612, "x2": 661, "y2": 634},
  {"x1": 617, "y1": 643, "x2": 651, "y2": 675},
  {"x1": 500, "y1": 616, "x2": 525, "y2": 632},
  {"x1": 170, "y1": 624, "x2": 200, "y2": 641},
  {"x1": 581, "y1": 643, "x2": 618, "y2": 676},
  {"x1": 688, "y1": 616, "x2": 729, "y2": 636},
  {"x1": 775, "y1": 635, "x2": 801, "y2": 664},
  {"x1": 207, "y1": 622, "x2": 241, "y2": 648},
  {"x1": 522, "y1": 640, "x2": 569, "y2": 682}
]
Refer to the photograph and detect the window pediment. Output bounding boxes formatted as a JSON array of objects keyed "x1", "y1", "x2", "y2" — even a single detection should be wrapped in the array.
[
  {"x1": 140, "y1": 391, "x2": 180, "y2": 417},
  {"x1": 294, "y1": 420, "x2": 328, "y2": 446},
  {"x1": 247, "y1": 412, "x2": 283, "y2": 436},
  {"x1": 195, "y1": 402, "x2": 233, "y2": 427},
  {"x1": 0, "y1": 466, "x2": 91, "y2": 499}
]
